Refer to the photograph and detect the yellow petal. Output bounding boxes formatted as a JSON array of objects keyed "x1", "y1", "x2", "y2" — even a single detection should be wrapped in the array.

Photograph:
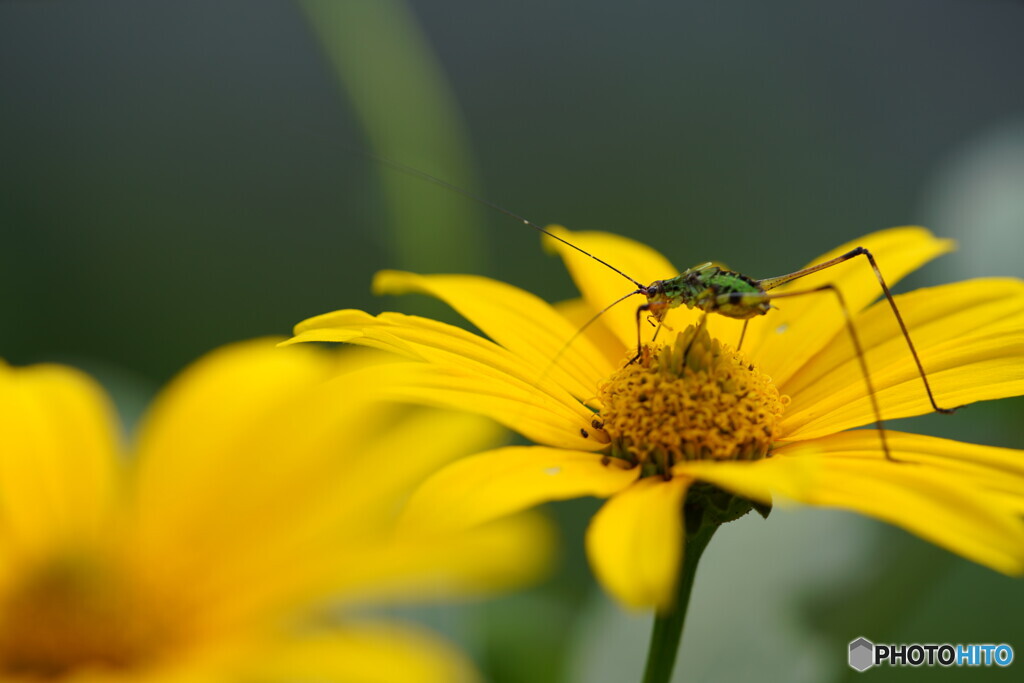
[
  {"x1": 131, "y1": 340, "x2": 339, "y2": 507},
  {"x1": 672, "y1": 451, "x2": 821, "y2": 505},
  {"x1": 246, "y1": 623, "x2": 479, "y2": 683},
  {"x1": 553, "y1": 297, "x2": 625, "y2": 368},
  {"x1": 130, "y1": 339, "x2": 552, "y2": 629},
  {"x1": 183, "y1": 408, "x2": 507, "y2": 624},
  {"x1": 0, "y1": 361, "x2": 120, "y2": 561},
  {"x1": 130, "y1": 340, "x2": 393, "y2": 595},
  {"x1": 543, "y1": 226, "x2": 678, "y2": 349},
  {"x1": 585, "y1": 476, "x2": 690, "y2": 611},
  {"x1": 200, "y1": 512, "x2": 554, "y2": 631},
  {"x1": 804, "y1": 458, "x2": 1024, "y2": 575},
  {"x1": 340, "y1": 361, "x2": 599, "y2": 451},
  {"x1": 683, "y1": 434, "x2": 1024, "y2": 575},
  {"x1": 373, "y1": 270, "x2": 615, "y2": 400},
  {"x1": 743, "y1": 226, "x2": 955, "y2": 386},
  {"x1": 288, "y1": 310, "x2": 598, "y2": 444},
  {"x1": 774, "y1": 430, "x2": 1024, "y2": 511},
  {"x1": 338, "y1": 409, "x2": 507, "y2": 526},
  {"x1": 336, "y1": 512, "x2": 555, "y2": 605},
  {"x1": 780, "y1": 279, "x2": 1024, "y2": 439},
  {"x1": 402, "y1": 447, "x2": 639, "y2": 532},
  {"x1": 291, "y1": 310, "x2": 538, "y2": 388}
]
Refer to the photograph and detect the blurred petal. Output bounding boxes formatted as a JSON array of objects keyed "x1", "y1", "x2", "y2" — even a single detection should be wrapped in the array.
[
  {"x1": 402, "y1": 447, "x2": 638, "y2": 531},
  {"x1": 743, "y1": 227, "x2": 955, "y2": 386},
  {"x1": 0, "y1": 342, "x2": 555, "y2": 679},
  {"x1": 373, "y1": 270, "x2": 615, "y2": 399},
  {"x1": 586, "y1": 476, "x2": 690, "y2": 611},
  {"x1": 543, "y1": 227, "x2": 679, "y2": 349},
  {"x1": 339, "y1": 409, "x2": 507, "y2": 525},
  {"x1": 249, "y1": 623, "x2": 479, "y2": 683},
  {"x1": 201, "y1": 512, "x2": 554, "y2": 630},
  {"x1": 337, "y1": 512, "x2": 555, "y2": 605},
  {"x1": 184, "y1": 408, "x2": 508, "y2": 627},
  {"x1": 130, "y1": 341, "x2": 407, "y2": 610},
  {"x1": 132, "y1": 342, "x2": 341, "y2": 533},
  {"x1": 0, "y1": 362, "x2": 120, "y2": 560},
  {"x1": 780, "y1": 279, "x2": 1024, "y2": 438}
]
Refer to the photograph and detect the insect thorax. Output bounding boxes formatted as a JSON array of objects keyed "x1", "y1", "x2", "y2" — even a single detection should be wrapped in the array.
[{"x1": 650, "y1": 266, "x2": 769, "y2": 320}]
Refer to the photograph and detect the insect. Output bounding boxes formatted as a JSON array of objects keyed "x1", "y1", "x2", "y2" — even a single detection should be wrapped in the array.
[{"x1": 370, "y1": 155, "x2": 959, "y2": 461}]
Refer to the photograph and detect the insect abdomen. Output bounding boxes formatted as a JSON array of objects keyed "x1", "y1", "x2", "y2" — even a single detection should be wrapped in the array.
[{"x1": 702, "y1": 271, "x2": 769, "y2": 319}]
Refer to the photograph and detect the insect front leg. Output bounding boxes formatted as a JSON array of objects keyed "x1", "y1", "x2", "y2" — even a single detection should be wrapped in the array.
[
  {"x1": 682, "y1": 312, "x2": 709, "y2": 362},
  {"x1": 628, "y1": 302, "x2": 652, "y2": 365},
  {"x1": 628, "y1": 300, "x2": 671, "y2": 365},
  {"x1": 736, "y1": 320, "x2": 750, "y2": 352},
  {"x1": 649, "y1": 315, "x2": 673, "y2": 345}
]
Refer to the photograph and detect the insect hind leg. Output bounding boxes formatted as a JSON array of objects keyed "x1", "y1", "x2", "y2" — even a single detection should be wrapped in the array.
[
  {"x1": 759, "y1": 246, "x2": 959, "y2": 415},
  {"x1": 761, "y1": 284, "x2": 901, "y2": 463},
  {"x1": 857, "y1": 247, "x2": 958, "y2": 415}
]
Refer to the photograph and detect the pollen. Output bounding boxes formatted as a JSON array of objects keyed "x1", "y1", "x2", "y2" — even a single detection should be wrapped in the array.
[{"x1": 597, "y1": 323, "x2": 789, "y2": 476}]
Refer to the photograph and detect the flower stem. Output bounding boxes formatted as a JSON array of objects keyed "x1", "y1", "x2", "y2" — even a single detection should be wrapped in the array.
[{"x1": 641, "y1": 523, "x2": 718, "y2": 683}]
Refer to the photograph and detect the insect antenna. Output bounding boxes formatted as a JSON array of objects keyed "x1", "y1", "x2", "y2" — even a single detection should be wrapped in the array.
[
  {"x1": 365, "y1": 152, "x2": 647, "y2": 289},
  {"x1": 545, "y1": 288, "x2": 645, "y2": 371},
  {"x1": 360, "y1": 151, "x2": 654, "y2": 418}
]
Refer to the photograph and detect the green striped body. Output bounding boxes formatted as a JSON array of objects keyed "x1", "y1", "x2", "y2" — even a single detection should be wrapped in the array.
[{"x1": 646, "y1": 263, "x2": 770, "y2": 320}]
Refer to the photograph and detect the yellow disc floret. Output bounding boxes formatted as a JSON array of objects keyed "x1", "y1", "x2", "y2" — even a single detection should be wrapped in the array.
[{"x1": 597, "y1": 323, "x2": 789, "y2": 477}]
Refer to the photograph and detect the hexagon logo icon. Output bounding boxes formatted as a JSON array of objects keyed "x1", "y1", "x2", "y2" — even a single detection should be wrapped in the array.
[{"x1": 849, "y1": 637, "x2": 875, "y2": 672}]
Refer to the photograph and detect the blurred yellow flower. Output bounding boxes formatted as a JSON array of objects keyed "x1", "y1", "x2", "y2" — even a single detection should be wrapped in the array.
[
  {"x1": 0, "y1": 340, "x2": 551, "y2": 682},
  {"x1": 288, "y1": 227, "x2": 1024, "y2": 612}
]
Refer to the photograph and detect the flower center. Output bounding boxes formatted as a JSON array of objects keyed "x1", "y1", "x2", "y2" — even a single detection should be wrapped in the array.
[
  {"x1": 597, "y1": 323, "x2": 788, "y2": 477},
  {"x1": 0, "y1": 554, "x2": 176, "y2": 679}
]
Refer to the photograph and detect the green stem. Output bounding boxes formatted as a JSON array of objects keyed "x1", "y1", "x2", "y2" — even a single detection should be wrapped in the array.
[{"x1": 641, "y1": 523, "x2": 718, "y2": 683}]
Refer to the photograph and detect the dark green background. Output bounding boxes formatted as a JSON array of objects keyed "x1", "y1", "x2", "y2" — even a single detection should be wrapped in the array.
[{"x1": 2, "y1": 2, "x2": 1022, "y2": 681}]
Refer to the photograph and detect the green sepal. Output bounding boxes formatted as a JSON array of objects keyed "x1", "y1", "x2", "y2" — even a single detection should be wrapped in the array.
[
  {"x1": 683, "y1": 481, "x2": 760, "y2": 533},
  {"x1": 752, "y1": 496, "x2": 773, "y2": 519}
]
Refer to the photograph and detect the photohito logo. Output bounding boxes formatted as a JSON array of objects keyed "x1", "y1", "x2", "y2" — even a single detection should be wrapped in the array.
[{"x1": 848, "y1": 637, "x2": 1014, "y2": 671}]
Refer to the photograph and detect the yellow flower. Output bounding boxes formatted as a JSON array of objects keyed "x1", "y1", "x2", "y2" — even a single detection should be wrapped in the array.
[
  {"x1": 288, "y1": 227, "x2": 1024, "y2": 611},
  {"x1": 0, "y1": 340, "x2": 551, "y2": 682}
]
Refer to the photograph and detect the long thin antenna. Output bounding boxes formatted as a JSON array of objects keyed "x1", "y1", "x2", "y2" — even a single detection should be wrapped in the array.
[
  {"x1": 549, "y1": 288, "x2": 644, "y2": 364},
  {"x1": 365, "y1": 152, "x2": 646, "y2": 289},
  {"x1": 529, "y1": 287, "x2": 645, "y2": 398}
]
